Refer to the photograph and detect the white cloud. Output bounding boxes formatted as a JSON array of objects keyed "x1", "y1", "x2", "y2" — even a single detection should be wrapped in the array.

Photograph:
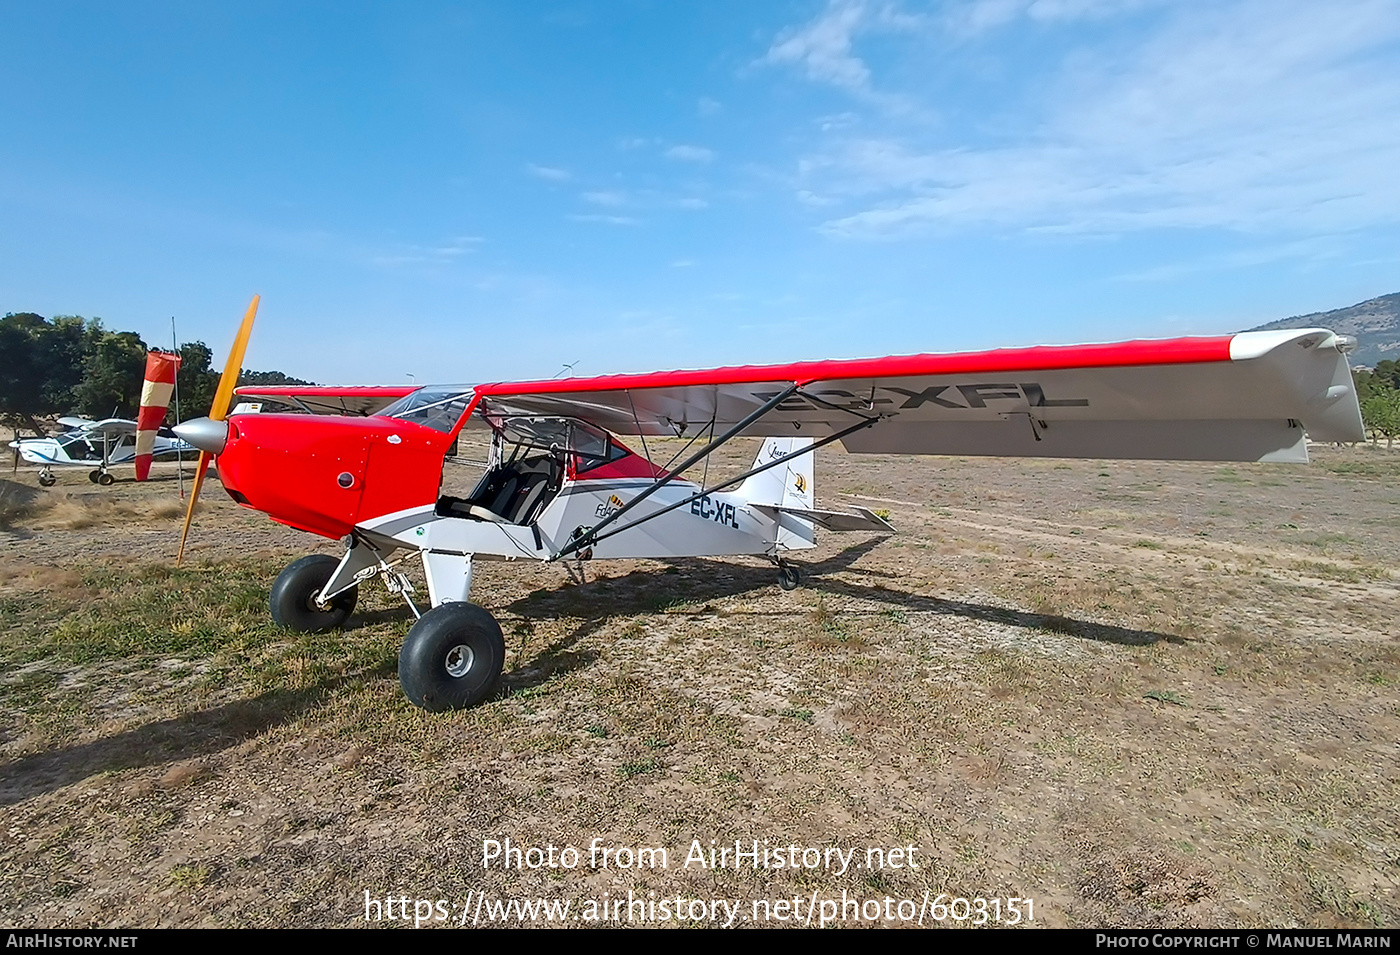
[
  {"x1": 763, "y1": 1, "x2": 872, "y2": 91},
  {"x1": 941, "y1": 0, "x2": 1157, "y2": 35},
  {"x1": 526, "y1": 163, "x2": 571, "y2": 181},
  {"x1": 665, "y1": 144, "x2": 716, "y2": 162},
  {"x1": 794, "y1": 0, "x2": 1400, "y2": 238},
  {"x1": 698, "y1": 97, "x2": 722, "y2": 116},
  {"x1": 371, "y1": 235, "x2": 483, "y2": 267},
  {"x1": 674, "y1": 197, "x2": 709, "y2": 209},
  {"x1": 569, "y1": 214, "x2": 641, "y2": 226},
  {"x1": 582, "y1": 190, "x2": 626, "y2": 206}
]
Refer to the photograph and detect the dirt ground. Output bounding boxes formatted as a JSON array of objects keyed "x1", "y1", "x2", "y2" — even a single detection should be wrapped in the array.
[{"x1": 0, "y1": 441, "x2": 1397, "y2": 929}]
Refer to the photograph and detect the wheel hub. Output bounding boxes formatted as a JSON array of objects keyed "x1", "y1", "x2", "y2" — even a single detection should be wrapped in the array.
[{"x1": 445, "y1": 644, "x2": 475, "y2": 678}]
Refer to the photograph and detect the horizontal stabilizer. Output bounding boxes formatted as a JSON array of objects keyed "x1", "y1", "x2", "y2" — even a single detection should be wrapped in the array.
[{"x1": 752, "y1": 503, "x2": 894, "y2": 533}]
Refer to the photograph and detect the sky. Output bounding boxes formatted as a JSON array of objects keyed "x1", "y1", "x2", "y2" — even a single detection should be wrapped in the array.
[{"x1": 2, "y1": 0, "x2": 1399, "y2": 385}]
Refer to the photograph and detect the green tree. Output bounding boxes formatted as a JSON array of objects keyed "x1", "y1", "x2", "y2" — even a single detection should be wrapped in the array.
[
  {"x1": 175, "y1": 341, "x2": 219, "y2": 420},
  {"x1": 0, "y1": 313, "x2": 101, "y2": 434},
  {"x1": 1361, "y1": 380, "x2": 1400, "y2": 449},
  {"x1": 0, "y1": 314, "x2": 44, "y2": 433},
  {"x1": 73, "y1": 330, "x2": 148, "y2": 418},
  {"x1": 238, "y1": 369, "x2": 313, "y2": 386},
  {"x1": 34, "y1": 316, "x2": 100, "y2": 414}
]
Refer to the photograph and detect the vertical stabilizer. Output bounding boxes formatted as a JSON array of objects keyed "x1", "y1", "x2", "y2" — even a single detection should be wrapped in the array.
[{"x1": 737, "y1": 437, "x2": 816, "y2": 549}]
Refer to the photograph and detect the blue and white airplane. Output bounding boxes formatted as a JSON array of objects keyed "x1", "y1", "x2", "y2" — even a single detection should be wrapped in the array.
[{"x1": 10, "y1": 416, "x2": 193, "y2": 486}]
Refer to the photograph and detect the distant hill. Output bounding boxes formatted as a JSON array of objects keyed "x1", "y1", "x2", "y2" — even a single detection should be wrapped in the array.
[{"x1": 1247, "y1": 293, "x2": 1400, "y2": 368}]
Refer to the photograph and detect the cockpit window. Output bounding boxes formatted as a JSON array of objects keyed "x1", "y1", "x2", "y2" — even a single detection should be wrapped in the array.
[
  {"x1": 498, "y1": 416, "x2": 614, "y2": 462},
  {"x1": 489, "y1": 416, "x2": 627, "y2": 472},
  {"x1": 378, "y1": 387, "x2": 474, "y2": 433}
]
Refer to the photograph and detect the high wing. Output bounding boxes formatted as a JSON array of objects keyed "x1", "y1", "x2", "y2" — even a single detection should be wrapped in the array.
[
  {"x1": 467, "y1": 329, "x2": 1364, "y2": 463},
  {"x1": 233, "y1": 385, "x2": 417, "y2": 417},
  {"x1": 80, "y1": 418, "x2": 139, "y2": 436},
  {"x1": 53, "y1": 416, "x2": 139, "y2": 435}
]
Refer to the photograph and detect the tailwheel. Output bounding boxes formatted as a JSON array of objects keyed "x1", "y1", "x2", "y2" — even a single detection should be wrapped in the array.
[
  {"x1": 269, "y1": 554, "x2": 359, "y2": 633},
  {"x1": 38, "y1": 469, "x2": 56, "y2": 488},
  {"x1": 398, "y1": 603, "x2": 504, "y2": 711},
  {"x1": 777, "y1": 561, "x2": 802, "y2": 591}
]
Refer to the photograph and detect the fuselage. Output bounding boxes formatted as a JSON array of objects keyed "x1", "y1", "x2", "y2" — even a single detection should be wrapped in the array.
[
  {"x1": 203, "y1": 406, "x2": 811, "y2": 562},
  {"x1": 10, "y1": 427, "x2": 190, "y2": 466}
]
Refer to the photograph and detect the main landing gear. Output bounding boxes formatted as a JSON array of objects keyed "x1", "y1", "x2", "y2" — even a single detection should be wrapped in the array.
[
  {"x1": 398, "y1": 603, "x2": 505, "y2": 712},
  {"x1": 88, "y1": 468, "x2": 114, "y2": 486},
  {"x1": 38, "y1": 468, "x2": 56, "y2": 487},
  {"x1": 268, "y1": 551, "x2": 505, "y2": 711}
]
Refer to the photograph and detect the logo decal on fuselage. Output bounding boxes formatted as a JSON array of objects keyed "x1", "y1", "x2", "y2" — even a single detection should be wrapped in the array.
[
  {"x1": 595, "y1": 494, "x2": 626, "y2": 519},
  {"x1": 794, "y1": 474, "x2": 807, "y2": 494},
  {"x1": 691, "y1": 494, "x2": 740, "y2": 529}
]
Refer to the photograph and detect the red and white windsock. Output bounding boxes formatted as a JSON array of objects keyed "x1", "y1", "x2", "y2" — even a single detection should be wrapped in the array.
[{"x1": 135, "y1": 350, "x2": 182, "y2": 481}]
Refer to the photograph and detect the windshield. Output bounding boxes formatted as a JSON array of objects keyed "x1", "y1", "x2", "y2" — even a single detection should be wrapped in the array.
[{"x1": 378, "y1": 387, "x2": 474, "y2": 433}]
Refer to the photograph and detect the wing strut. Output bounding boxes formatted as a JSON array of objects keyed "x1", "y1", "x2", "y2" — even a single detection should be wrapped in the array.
[
  {"x1": 551, "y1": 384, "x2": 799, "y2": 560},
  {"x1": 550, "y1": 385, "x2": 885, "y2": 561},
  {"x1": 551, "y1": 413, "x2": 879, "y2": 559}
]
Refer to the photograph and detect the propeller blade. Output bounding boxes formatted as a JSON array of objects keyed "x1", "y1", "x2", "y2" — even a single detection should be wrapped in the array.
[
  {"x1": 175, "y1": 451, "x2": 212, "y2": 565},
  {"x1": 175, "y1": 295, "x2": 258, "y2": 565},
  {"x1": 211, "y1": 294, "x2": 259, "y2": 421}
]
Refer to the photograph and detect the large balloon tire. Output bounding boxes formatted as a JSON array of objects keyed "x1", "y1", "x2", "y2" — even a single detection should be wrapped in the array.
[
  {"x1": 398, "y1": 603, "x2": 505, "y2": 712},
  {"x1": 269, "y1": 555, "x2": 358, "y2": 634}
]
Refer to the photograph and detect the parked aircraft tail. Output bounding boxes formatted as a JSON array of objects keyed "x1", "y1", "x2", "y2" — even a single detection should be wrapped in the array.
[{"x1": 736, "y1": 437, "x2": 893, "y2": 548}]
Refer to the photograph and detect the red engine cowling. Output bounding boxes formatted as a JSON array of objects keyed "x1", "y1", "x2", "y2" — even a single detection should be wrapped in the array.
[{"x1": 215, "y1": 413, "x2": 451, "y2": 539}]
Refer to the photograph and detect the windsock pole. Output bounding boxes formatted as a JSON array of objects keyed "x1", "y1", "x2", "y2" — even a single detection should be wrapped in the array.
[{"x1": 172, "y1": 317, "x2": 183, "y2": 499}]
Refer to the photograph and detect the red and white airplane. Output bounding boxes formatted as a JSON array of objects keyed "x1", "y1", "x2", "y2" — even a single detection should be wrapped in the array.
[{"x1": 173, "y1": 298, "x2": 1365, "y2": 712}]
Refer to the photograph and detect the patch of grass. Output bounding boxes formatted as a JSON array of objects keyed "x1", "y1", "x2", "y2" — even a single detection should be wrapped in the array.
[
  {"x1": 780, "y1": 707, "x2": 815, "y2": 723},
  {"x1": 167, "y1": 862, "x2": 213, "y2": 889},
  {"x1": 1144, "y1": 690, "x2": 1188, "y2": 707},
  {"x1": 1134, "y1": 539, "x2": 1163, "y2": 550},
  {"x1": 1315, "y1": 457, "x2": 1400, "y2": 479},
  {"x1": 616, "y1": 758, "x2": 661, "y2": 778},
  {"x1": 1287, "y1": 559, "x2": 1390, "y2": 583}
]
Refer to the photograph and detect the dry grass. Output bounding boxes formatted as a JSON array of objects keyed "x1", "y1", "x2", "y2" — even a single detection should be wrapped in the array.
[
  {"x1": 0, "y1": 478, "x2": 42, "y2": 528},
  {"x1": 31, "y1": 494, "x2": 185, "y2": 530}
]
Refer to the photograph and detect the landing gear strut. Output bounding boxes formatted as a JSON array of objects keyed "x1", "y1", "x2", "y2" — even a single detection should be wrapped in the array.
[{"x1": 38, "y1": 468, "x2": 56, "y2": 487}]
